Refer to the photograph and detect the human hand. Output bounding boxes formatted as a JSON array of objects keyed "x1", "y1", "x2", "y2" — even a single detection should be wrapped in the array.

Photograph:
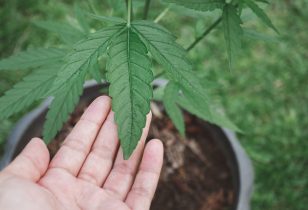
[{"x1": 0, "y1": 96, "x2": 163, "y2": 210}]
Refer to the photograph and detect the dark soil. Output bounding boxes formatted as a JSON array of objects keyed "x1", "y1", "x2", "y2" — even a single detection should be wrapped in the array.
[{"x1": 47, "y1": 97, "x2": 235, "y2": 210}]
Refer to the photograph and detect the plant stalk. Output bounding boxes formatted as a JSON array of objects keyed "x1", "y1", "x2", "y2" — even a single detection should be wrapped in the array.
[
  {"x1": 127, "y1": 0, "x2": 132, "y2": 26},
  {"x1": 154, "y1": 6, "x2": 170, "y2": 23},
  {"x1": 143, "y1": 0, "x2": 151, "y2": 20},
  {"x1": 186, "y1": 17, "x2": 222, "y2": 52}
]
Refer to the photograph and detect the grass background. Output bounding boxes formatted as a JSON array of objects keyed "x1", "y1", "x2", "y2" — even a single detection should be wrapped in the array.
[{"x1": 0, "y1": 0, "x2": 307, "y2": 209}]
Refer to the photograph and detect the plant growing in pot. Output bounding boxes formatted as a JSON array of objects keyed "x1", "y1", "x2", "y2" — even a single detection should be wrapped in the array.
[{"x1": 0, "y1": 0, "x2": 277, "y2": 209}]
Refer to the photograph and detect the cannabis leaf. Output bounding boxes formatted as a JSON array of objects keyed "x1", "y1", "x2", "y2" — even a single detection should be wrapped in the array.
[
  {"x1": 132, "y1": 20, "x2": 211, "y2": 115},
  {"x1": 255, "y1": 0, "x2": 269, "y2": 4},
  {"x1": 107, "y1": 27, "x2": 153, "y2": 159},
  {"x1": 177, "y1": 95, "x2": 240, "y2": 132},
  {"x1": 0, "y1": 65, "x2": 61, "y2": 120},
  {"x1": 132, "y1": 21, "x2": 191, "y2": 79},
  {"x1": 43, "y1": 70, "x2": 86, "y2": 142},
  {"x1": 164, "y1": 0, "x2": 225, "y2": 11},
  {"x1": 163, "y1": 82, "x2": 185, "y2": 136},
  {"x1": 245, "y1": 0, "x2": 278, "y2": 33},
  {"x1": 0, "y1": 48, "x2": 65, "y2": 71},
  {"x1": 87, "y1": 13, "x2": 126, "y2": 24},
  {"x1": 132, "y1": 20, "x2": 231, "y2": 135},
  {"x1": 244, "y1": 29, "x2": 278, "y2": 43},
  {"x1": 33, "y1": 20, "x2": 86, "y2": 44},
  {"x1": 160, "y1": 80, "x2": 240, "y2": 133},
  {"x1": 49, "y1": 24, "x2": 125, "y2": 95},
  {"x1": 223, "y1": 4, "x2": 243, "y2": 68},
  {"x1": 74, "y1": 4, "x2": 90, "y2": 33},
  {"x1": 89, "y1": 61, "x2": 103, "y2": 83},
  {"x1": 0, "y1": 0, "x2": 277, "y2": 161},
  {"x1": 43, "y1": 25, "x2": 125, "y2": 141}
]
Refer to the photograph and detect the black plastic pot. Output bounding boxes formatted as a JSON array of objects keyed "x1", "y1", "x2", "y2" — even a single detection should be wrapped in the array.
[{"x1": 0, "y1": 80, "x2": 254, "y2": 210}]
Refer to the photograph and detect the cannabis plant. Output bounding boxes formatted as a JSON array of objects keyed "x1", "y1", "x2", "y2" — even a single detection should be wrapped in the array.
[{"x1": 0, "y1": 0, "x2": 277, "y2": 159}]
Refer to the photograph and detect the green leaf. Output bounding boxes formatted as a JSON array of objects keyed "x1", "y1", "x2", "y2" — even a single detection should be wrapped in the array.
[
  {"x1": 43, "y1": 70, "x2": 86, "y2": 142},
  {"x1": 153, "y1": 85, "x2": 165, "y2": 101},
  {"x1": 164, "y1": 0, "x2": 225, "y2": 11},
  {"x1": 223, "y1": 4, "x2": 243, "y2": 68},
  {"x1": 0, "y1": 48, "x2": 65, "y2": 71},
  {"x1": 107, "y1": 27, "x2": 153, "y2": 159},
  {"x1": 177, "y1": 94, "x2": 241, "y2": 132},
  {"x1": 180, "y1": 77, "x2": 212, "y2": 118},
  {"x1": 87, "y1": 13, "x2": 126, "y2": 24},
  {"x1": 49, "y1": 24, "x2": 125, "y2": 95},
  {"x1": 33, "y1": 20, "x2": 86, "y2": 44},
  {"x1": 245, "y1": 0, "x2": 278, "y2": 33},
  {"x1": 0, "y1": 65, "x2": 61, "y2": 120},
  {"x1": 43, "y1": 25, "x2": 125, "y2": 141},
  {"x1": 210, "y1": 106, "x2": 241, "y2": 132},
  {"x1": 107, "y1": 0, "x2": 123, "y2": 10},
  {"x1": 133, "y1": 20, "x2": 222, "y2": 133},
  {"x1": 163, "y1": 82, "x2": 185, "y2": 136},
  {"x1": 74, "y1": 4, "x2": 90, "y2": 33},
  {"x1": 89, "y1": 61, "x2": 103, "y2": 83},
  {"x1": 132, "y1": 21, "x2": 191, "y2": 84},
  {"x1": 243, "y1": 29, "x2": 279, "y2": 43},
  {"x1": 132, "y1": 20, "x2": 211, "y2": 116},
  {"x1": 255, "y1": 0, "x2": 269, "y2": 4}
]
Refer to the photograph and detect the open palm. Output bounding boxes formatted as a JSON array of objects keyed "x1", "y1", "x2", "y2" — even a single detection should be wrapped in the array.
[{"x1": 0, "y1": 96, "x2": 163, "y2": 210}]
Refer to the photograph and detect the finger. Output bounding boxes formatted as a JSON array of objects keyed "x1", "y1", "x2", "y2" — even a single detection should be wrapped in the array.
[
  {"x1": 3, "y1": 138, "x2": 50, "y2": 182},
  {"x1": 102, "y1": 112, "x2": 152, "y2": 200},
  {"x1": 125, "y1": 139, "x2": 163, "y2": 210},
  {"x1": 48, "y1": 96, "x2": 111, "y2": 176},
  {"x1": 78, "y1": 111, "x2": 120, "y2": 186}
]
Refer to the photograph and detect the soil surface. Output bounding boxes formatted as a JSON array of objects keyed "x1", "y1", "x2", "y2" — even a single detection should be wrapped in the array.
[{"x1": 47, "y1": 97, "x2": 235, "y2": 210}]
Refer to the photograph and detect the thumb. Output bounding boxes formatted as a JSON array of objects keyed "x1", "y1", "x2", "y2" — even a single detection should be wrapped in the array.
[{"x1": 3, "y1": 138, "x2": 50, "y2": 182}]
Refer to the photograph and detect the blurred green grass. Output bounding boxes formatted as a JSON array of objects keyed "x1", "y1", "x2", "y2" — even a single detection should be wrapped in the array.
[{"x1": 0, "y1": 0, "x2": 307, "y2": 209}]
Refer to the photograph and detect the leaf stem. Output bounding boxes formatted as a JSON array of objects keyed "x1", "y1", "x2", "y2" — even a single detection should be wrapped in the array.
[
  {"x1": 186, "y1": 17, "x2": 222, "y2": 52},
  {"x1": 143, "y1": 0, "x2": 151, "y2": 20},
  {"x1": 127, "y1": 0, "x2": 132, "y2": 26},
  {"x1": 154, "y1": 6, "x2": 170, "y2": 23}
]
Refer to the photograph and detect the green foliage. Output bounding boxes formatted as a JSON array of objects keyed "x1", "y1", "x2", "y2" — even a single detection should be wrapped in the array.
[
  {"x1": 0, "y1": 48, "x2": 65, "y2": 70},
  {"x1": 49, "y1": 25, "x2": 124, "y2": 95},
  {"x1": 33, "y1": 20, "x2": 86, "y2": 44},
  {"x1": 132, "y1": 21, "x2": 210, "y2": 112},
  {"x1": 89, "y1": 61, "x2": 103, "y2": 83},
  {"x1": 132, "y1": 21, "x2": 192, "y2": 81},
  {"x1": 0, "y1": 0, "x2": 277, "y2": 159},
  {"x1": 74, "y1": 4, "x2": 90, "y2": 33},
  {"x1": 44, "y1": 25, "x2": 125, "y2": 141},
  {"x1": 43, "y1": 70, "x2": 86, "y2": 141},
  {"x1": 0, "y1": 65, "x2": 61, "y2": 120},
  {"x1": 107, "y1": 28, "x2": 153, "y2": 158},
  {"x1": 1, "y1": 1, "x2": 307, "y2": 209},
  {"x1": 165, "y1": 0, "x2": 277, "y2": 68},
  {"x1": 177, "y1": 95, "x2": 240, "y2": 132},
  {"x1": 164, "y1": 0, "x2": 225, "y2": 11},
  {"x1": 243, "y1": 29, "x2": 278, "y2": 43},
  {"x1": 87, "y1": 13, "x2": 126, "y2": 24},
  {"x1": 132, "y1": 21, "x2": 231, "y2": 132},
  {"x1": 163, "y1": 82, "x2": 185, "y2": 136},
  {"x1": 222, "y1": 4, "x2": 243, "y2": 68},
  {"x1": 245, "y1": 0, "x2": 278, "y2": 33},
  {"x1": 159, "y1": 80, "x2": 240, "y2": 132}
]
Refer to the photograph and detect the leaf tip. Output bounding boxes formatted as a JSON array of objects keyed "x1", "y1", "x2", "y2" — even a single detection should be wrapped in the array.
[{"x1": 123, "y1": 150, "x2": 133, "y2": 160}]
